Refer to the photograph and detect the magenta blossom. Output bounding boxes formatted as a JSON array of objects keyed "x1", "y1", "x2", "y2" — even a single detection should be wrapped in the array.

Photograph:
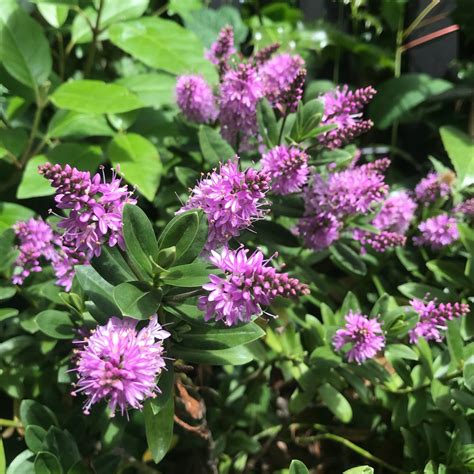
[
  {"x1": 319, "y1": 85, "x2": 376, "y2": 149},
  {"x1": 219, "y1": 63, "x2": 264, "y2": 149},
  {"x1": 175, "y1": 75, "x2": 218, "y2": 124},
  {"x1": 39, "y1": 164, "x2": 136, "y2": 259},
  {"x1": 414, "y1": 214, "x2": 459, "y2": 249},
  {"x1": 454, "y1": 198, "x2": 474, "y2": 217},
  {"x1": 72, "y1": 315, "x2": 170, "y2": 416},
  {"x1": 296, "y1": 213, "x2": 341, "y2": 251},
  {"x1": 259, "y1": 53, "x2": 305, "y2": 108},
  {"x1": 414, "y1": 171, "x2": 452, "y2": 205},
  {"x1": 409, "y1": 298, "x2": 469, "y2": 343},
  {"x1": 199, "y1": 247, "x2": 309, "y2": 326},
  {"x1": 178, "y1": 160, "x2": 270, "y2": 250},
  {"x1": 206, "y1": 25, "x2": 236, "y2": 75},
  {"x1": 333, "y1": 312, "x2": 385, "y2": 364},
  {"x1": 261, "y1": 145, "x2": 309, "y2": 195}
]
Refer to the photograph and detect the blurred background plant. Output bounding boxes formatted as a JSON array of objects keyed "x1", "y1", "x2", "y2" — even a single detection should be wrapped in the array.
[{"x1": 1, "y1": 0, "x2": 473, "y2": 473}]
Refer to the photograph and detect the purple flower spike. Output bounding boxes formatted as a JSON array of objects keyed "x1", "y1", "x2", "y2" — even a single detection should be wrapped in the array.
[
  {"x1": 296, "y1": 212, "x2": 341, "y2": 251},
  {"x1": 72, "y1": 315, "x2": 170, "y2": 417},
  {"x1": 206, "y1": 25, "x2": 236, "y2": 76},
  {"x1": 409, "y1": 298, "x2": 469, "y2": 343},
  {"x1": 372, "y1": 191, "x2": 417, "y2": 235},
  {"x1": 333, "y1": 312, "x2": 385, "y2": 364},
  {"x1": 319, "y1": 85, "x2": 376, "y2": 149},
  {"x1": 39, "y1": 163, "x2": 136, "y2": 259},
  {"x1": 414, "y1": 214, "x2": 459, "y2": 249},
  {"x1": 199, "y1": 247, "x2": 309, "y2": 326},
  {"x1": 253, "y1": 43, "x2": 280, "y2": 66},
  {"x1": 219, "y1": 63, "x2": 264, "y2": 149},
  {"x1": 414, "y1": 171, "x2": 452, "y2": 205},
  {"x1": 176, "y1": 75, "x2": 218, "y2": 124},
  {"x1": 178, "y1": 159, "x2": 270, "y2": 250},
  {"x1": 455, "y1": 198, "x2": 474, "y2": 217},
  {"x1": 259, "y1": 53, "x2": 305, "y2": 108},
  {"x1": 262, "y1": 145, "x2": 309, "y2": 195}
]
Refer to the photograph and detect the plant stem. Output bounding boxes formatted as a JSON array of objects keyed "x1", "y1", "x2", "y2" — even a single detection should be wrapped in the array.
[
  {"x1": 403, "y1": 0, "x2": 440, "y2": 40},
  {"x1": 20, "y1": 103, "x2": 45, "y2": 167},
  {"x1": 470, "y1": 98, "x2": 474, "y2": 138},
  {"x1": 0, "y1": 418, "x2": 21, "y2": 428},
  {"x1": 391, "y1": 6, "x2": 405, "y2": 148},
  {"x1": 83, "y1": 0, "x2": 104, "y2": 78},
  {"x1": 278, "y1": 112, "x2": 288, "y2": 145},
  {"x1": 296, "y1": 433, "x2": 405, "y2": 473},
  {"x1": 383, "y1": 369, "x2": 462, "y2": 394}
]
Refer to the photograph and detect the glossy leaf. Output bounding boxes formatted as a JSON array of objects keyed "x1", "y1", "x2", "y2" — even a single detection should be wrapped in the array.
[
  {"x1": 172, "y1": 344, "x2": 254, "y2": 365},
  {"x1": 47, "y1": 110, "x2": 114, "y2": 138},
  {"x1": 51, "y1": 80, "x2": 143, "y2": 114},
  {"x1": 0, "y1": 202, "x2": 35, "y2": 232},
  {"x1": 330, "y1": 243, "x2": 367, "y2": 276},
  {"x1": 318, "y1": 383, "x2": 353, "y2": 423},
  {"x1": 35, "y1": 310, "x2": 74, "y2": 339},
  {"x1": 25, "y1": 425, "x2": 47, "y2": 453},
  {"x1": 117, "y1": 74, "x2": 176, "y2": 109},
  {"x1": 144, "y1": 394, "x2": 174, "y2": 464},
  {"x1": 289, "y1": 460, "x2": 309, "y2": 474},
  {"x1": 113, "y1": 281, "x2": 162, "y2": 319},
  {"x1": 108, "y1": 133, "x2": 162, "y2": 201},
  {"x1": 20, "y1": 400, "x2": 59, "y2": 430},
  {"x1": 90, "y1": 246, "x2": 136, "y2": 285},
  {"x1": 34, "y1": 452, "x2": 62, "y2": 474},
  {"x1": 198, "y1": 126, "x2": 235, "y2": 166}
]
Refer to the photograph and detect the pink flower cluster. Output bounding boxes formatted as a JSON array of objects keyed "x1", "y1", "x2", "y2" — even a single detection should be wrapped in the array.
[
  {"x1": 409, "y1": 298, "x2": 469, "y2": 343},
  {"x1": 333, "y1": 312, "x2": 385, "y2": 364},
  {"x1": 73, "y1": 315, "x2": 170, "y2": 416},
  {"x1": 178, "y1": 160, "x2": 270, "y2": 250},
  {"x1": 199, "y1": 247, "x2": 309, "y2": 326},
  {"x1": 415, "y1": 171, "x2": 452, "y2": 205},
  {"x1": 414, "y1": 214, "x2": 459, "y2": 249}
]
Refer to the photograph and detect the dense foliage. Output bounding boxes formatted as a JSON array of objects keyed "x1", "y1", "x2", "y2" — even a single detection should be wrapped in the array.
[{"x1": 1, "y1": 1, "x2": 474, "y2": 473}]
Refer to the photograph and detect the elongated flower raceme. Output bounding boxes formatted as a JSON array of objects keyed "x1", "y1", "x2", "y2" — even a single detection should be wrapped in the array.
[
  {"x1": 39, "y1": 164, "x2": 136, "y2": 259},
  {"x1": 354, "y1": 191, "x2": 416, "y2": 253},
  {"x1": 414, "y1": 171, "x2": 452, "y2": 205},
  {"x1": 175, "y1": 75, "x2": 218, "y2": 124},
  {"x1": 296, "y1": 159, "x2": 389, "y2": 251},
  {"x1": 455, "y1": 198, "x2": 474, "y2": 217},
  {"x1": 409, "y1": 298, "x2": 469, "y2": 343},
  {"x1": 178, "y1": 160, "x2": 270, "y2": 250},
  {"x1": 12, "y1": 218, "x2": 85, "y2": 290},
  {"x1": 414, "y1": 214, "x2": 459, "y2": 249},
  {"x1": 261, "y1": 145, "x2": 309, "y2": 195},
  {"x1": 199, "y1": 247, "x2": 309, "y2": 326},
  {"x1": 259, "y1": 53, "x2": 305, "y2": 109},
  {"x1": 72, "y1": 315, "x2": 170, "y2": 416},
  {"x1": 206, "y1": 25, "x2": 236, "y2": 75},
  {"x1": 333, "y1": 312, "x2": 385, "y2": 364},
  {"x1": 319, "y1": 85, "x2": 376, "y2": 149},
  {"x1": 219, "y1": 63, "x2": 264, "y2": 149}
]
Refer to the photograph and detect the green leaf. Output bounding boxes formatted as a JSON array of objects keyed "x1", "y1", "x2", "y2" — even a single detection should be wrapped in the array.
[
  {"x1": 440, "y1": 126, "x2": 474, "y2": 189},
  {"x1": 0, "y1": 308, "x2": 19, "y2": 321},
  {"x1": 108, "y1": 133, "x2": 162, "y2": 201},
  {"x1": 343, "y1": 467, "x2": 374, "y2": 474},
  {"x1": 25, "y1": 425, "x2": 47, "y2": 453},
  {"x1": 113, "y1": 281, "x2": 162, "y2": 319},
  {"x1": 0, "y1": 438, "x2": 4, "y2": 474},
  {"x1": 172, "y1": 344, "x2": 254, "y2": 365},
  {"x1": 75, "y1": 265, "x2": 121, "y2": 322},
  {"x1": 109, "y1": 18, "x2": 217, "y2": 82},
  {"x1": 47, "y1": 143, "x2": 104, "y2": 173},
  {"x1": 36, "y1": 310, "x2": 74, "y2": 339},
  {"x1": 122, "y1": 204, "x2": 158, "y2": 278},
  {"x1": 0, "y1": 128, "x2": 28, "y2": 157},
  {"x1": 179, "y1": 322, "x2": 265, "y2": 350},
  {"x1": 0, "y1": 202, "x2": 35, "y2": 232},
  {"x1": 290, "y1": 99, "x2": 324, "y2": 142},
  {"x1": 318, "y1": 383, "x2": 353, "y2": 423},
  {"x1": 0, "y1": 4, "x2": 52, "y2": 90},
  {"x1": 158, "y1": 210, "x2": 208, "y2": 265},
  {"x1": 397, "y1": 283, "x2": 450, "y2": 302},
  {"x1": 42, "y1": 427, "x2": 80, "y2": 471},
  {"x1": 447, "y1": 320, "x2": 464, "y2": 368},
  {"x1": 256, "y1": 99, "x2": 278, "y2": 148},
  {"x1": 426, "y1": 259, "x2": 472, "y2": 288},
  {"x1": 289, "y1": 460, "x2": 309, "y2": 474},
  {"x1": 91, "y1": 246, "x2": 136, "y2": 285},
  {"x1": 51, "y1": 80, "x2": 143, "y2": 114},
  {"x1": 162, "y1": 261, "x2": 213, "y2": 287},
  {"x1": 16, "y1": 155, "x2": 53, "y2": 199},
  {"x1": 0, "y1": 285, "x2": 15, "y2": 301},
  {"x1": 252, "y1": 221, "x2": 299, "y2": 247},
  {"x1": 416, "y1": 338, "x2": 433, "y2": 378},
  {"x1": 464, "y1": 356, "x2": 474, "y2": 392},
  {"x1": 6, "y1": 450, "x2": 35, "y2": 474},
  {"x1": 47, "y1": 110, "x2": 114, "y2": 139},
  {"x1": 330, "y1": 243, "x2": 367, "y2": 276},
  {"x1": 37, "y1": 3, "x2": 68, "y2": 28},
  {"x1": 20, "y1": 400, "x2": 59, "y2": 430},
  {"x1": 34, "y1": 452, "x2": 62, "y2": 474},
  {"x1": 198, "y1": 126, "x2": 235, "y2": 166},
  {"x1": 386, "y1": 344, "x2": 419, "y2": 361},
  {"x1": 144, "y1": 394, "x2": 174, "y2": 464},
  {"x1": 71, "y1": 0, "x2": 149, "y2": 44},
  {"x1": 117, "y1": 74, "x2": 176, "y2": 109},
  {"x1": 368, "y1": 74, "x2": 452, "y2": 129},
  {"x1": 184, "y1": 6, "x2": 248, "y2": 47},
  {"x1": 168, "y1": 0, "x2": 203, "y2": 18}
]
